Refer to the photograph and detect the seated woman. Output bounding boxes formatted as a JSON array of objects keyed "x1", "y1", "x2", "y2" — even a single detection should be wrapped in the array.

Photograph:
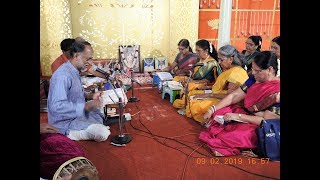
[
  {"x1": 185, "y1": 45, "x2": 249, "y2": 124},
  {"x1": 172, "y1": 39, "x2": 222, "y2": 109},
  {"x1": 199, "y1": 51, "x2": 280, "y2": 157},
  {"x1": 270, "y1": 36, "x2": 280, "y2": 77},
  {"x1": 241, "y1": 35, "x2": 262, "y2": 75},
  {"x1": 158, "y1": 39, "x2": 197, "y2": 76},
  {"x1": 40, "y1": 123, "x2": 99, "y2": 180}
]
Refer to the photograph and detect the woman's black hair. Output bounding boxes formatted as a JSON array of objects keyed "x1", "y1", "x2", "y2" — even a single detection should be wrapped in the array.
[
  {"x1": 248, "y1": 35, "x2": 262, "y2": 51},
  {"x1": 272, "y1": 36, "x2": 280, "y2": 46},
  {"x1": 254, "y1": 51, "x2": 278, "y2": 75},
  {"x1": 178, "y1": 39, "x2": 193, "y2": 53},
  {"x1": 196, "y1": 39, "x2": 218, "y2": 60}
]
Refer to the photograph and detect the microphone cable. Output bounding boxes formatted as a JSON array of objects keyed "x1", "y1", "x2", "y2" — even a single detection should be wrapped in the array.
[
  {"x1": 128, "y1": 97, "x2": 280, "y2": 180},
  {"x1": 130, "y1": 101, "x2": 210, "y2": 157}
]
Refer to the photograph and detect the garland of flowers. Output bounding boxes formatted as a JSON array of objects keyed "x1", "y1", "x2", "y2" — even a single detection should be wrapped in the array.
[{"x1": 119, "y1": 45, "x2": 140, "y2": 71}]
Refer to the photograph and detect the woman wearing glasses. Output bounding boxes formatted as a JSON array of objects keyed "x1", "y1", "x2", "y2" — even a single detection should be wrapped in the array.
[
  {"x1": 173, "y1": 39, "x2": 222, "y2": 109},
  {"x1": 270, "y1": 36, "x2": 280, "y2": 77},
  {"x1": 158, "y1": 39, "x2": 197, "y2": 76},
  {"x1": 200, "y1": 51, "x2": 280, "y2": 157},
  {"x1": 241, "y1": 35, "x2": 262, "y2": 75}
]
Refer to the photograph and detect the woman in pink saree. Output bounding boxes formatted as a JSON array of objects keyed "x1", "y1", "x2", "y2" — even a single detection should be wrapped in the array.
[{"x1": 199, "y1": 51, "x2": 280, "y2": 156}]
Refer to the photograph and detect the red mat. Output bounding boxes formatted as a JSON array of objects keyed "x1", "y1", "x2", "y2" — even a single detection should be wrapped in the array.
[{"x1": 40, "y1": 87, "x2": 280, "y2": 180}]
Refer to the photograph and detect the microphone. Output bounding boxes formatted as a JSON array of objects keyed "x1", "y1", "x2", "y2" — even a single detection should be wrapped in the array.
[
  {"x1": 91, "y1": 64, "x2": 115, "y2": 80},
  {"x1": 91, "y1": 64, "x2": 109, "y2": 75},
  {"x1": 108, "y1": 68, "x2": 120, "y2": 81}
]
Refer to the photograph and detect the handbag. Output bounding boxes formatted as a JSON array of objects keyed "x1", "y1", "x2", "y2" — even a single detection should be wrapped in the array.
[{"x1": 256, "y1": 119, "x2": 280, "y2": 161}]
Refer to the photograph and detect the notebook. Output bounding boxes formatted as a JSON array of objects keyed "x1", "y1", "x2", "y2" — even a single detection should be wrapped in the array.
[{"x1": 214, "y1": 115, "x2": 248, "y2": 125}]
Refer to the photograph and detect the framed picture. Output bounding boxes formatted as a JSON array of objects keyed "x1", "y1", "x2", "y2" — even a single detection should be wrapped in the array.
[
  {"x1": 143, "y1": 58, "x2": 155, "y2": 72},
  {"x1": 155, "y1": 57, "x2": 168, "y2": 70},
  {"x1": 119, "y1": 45, "x2": 140, "y2": 73}
]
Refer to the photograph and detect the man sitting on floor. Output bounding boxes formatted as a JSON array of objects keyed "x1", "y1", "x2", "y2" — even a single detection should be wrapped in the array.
[{"x1": 47, "y1": 41, "x2": 110, "y2": 142}]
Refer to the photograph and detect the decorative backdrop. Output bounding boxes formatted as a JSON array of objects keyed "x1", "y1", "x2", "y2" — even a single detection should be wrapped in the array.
[
  {"x1": 40, "y1": 0, "x2": 279, "y2": 76},
  {"x1": 40, "y1": 0, "x2": 73, "y2": 76},
  {"x1": 198, "y1": 0, "x2": 280, "y2": 51},
  {"x1": 40, "y1": 0, "x2": 199, "y2": 76}
]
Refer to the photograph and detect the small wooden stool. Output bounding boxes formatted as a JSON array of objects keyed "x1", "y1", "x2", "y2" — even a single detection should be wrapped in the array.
[{"x1": 162, "y1": 86, "x2": 181, "y2": 103}]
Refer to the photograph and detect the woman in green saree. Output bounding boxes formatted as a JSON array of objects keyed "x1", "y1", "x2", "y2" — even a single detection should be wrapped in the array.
[{"x1": 173, "y1": 39, "x2": 222, "y2": 109}]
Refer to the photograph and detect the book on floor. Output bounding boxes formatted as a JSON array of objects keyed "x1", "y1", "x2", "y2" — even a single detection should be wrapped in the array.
[{"x1": 214, "y1": 115, "x2": 248, "y2": 125}]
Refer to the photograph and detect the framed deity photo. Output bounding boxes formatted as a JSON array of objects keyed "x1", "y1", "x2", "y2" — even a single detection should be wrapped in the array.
[
  {"x1": 143, "y1": 58, "x2": 155, "y2": 72},
  {"x1": 119, "y1": 45, "x2": 140, "y2": 73},
  {"x1": 155, "y1": 57, "x2": 168, "y2": 70}
]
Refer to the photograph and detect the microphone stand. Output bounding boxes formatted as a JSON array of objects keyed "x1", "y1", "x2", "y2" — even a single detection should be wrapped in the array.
[
  {"x1": 125, "y1": 69, "x2": 141, "y2": 102},
  {"x1": 106, "y1": 78, "x2": 132, "y2": 146},
  {"x1": 177, "y1": 70, "x2": 193, "y2": 115},
  {"x1": 118, "y1": 69, "x2": 142, "y2": 87}
]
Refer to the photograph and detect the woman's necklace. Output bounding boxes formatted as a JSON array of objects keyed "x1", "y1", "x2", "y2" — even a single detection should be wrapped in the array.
[
  {"x1": 201, "y1": 55, "x2": 210, "y2": 63},
  {"x1": 245, "y1": 52, "x2": 255, "y2": 61}
]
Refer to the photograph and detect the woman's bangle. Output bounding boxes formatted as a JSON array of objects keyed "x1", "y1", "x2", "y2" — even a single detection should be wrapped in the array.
[
  {"x1": 210, "y1": 105, "x2": 216, "y2": 113},
  {"x1": 212, "y1": 105, "x2": 216, "y2": 112}
]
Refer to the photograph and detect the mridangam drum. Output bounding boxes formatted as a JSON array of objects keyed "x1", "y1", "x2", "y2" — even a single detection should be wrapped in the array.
[{"x1": 53, "y1": 156, "x2": 98, "y2": 180}]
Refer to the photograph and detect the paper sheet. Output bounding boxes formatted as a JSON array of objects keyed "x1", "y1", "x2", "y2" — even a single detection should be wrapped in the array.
[
  {"x1": 214, "y1": 115, "x2": 248, "y2": 125},
  {"x1": 81, "y1": 77, "x2": 106, "y2": 88},
  {"x1": 101, "y1": 88, "x2": 128, "y2": 105}
]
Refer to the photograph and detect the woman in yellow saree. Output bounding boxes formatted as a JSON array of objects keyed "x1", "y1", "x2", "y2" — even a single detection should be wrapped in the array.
[
  {"x1": 186, "y1": 45, "x2": 249, "y2": 124},
  {"x1": 172, "y1": 39, "x2": 222, "y2": 109}
]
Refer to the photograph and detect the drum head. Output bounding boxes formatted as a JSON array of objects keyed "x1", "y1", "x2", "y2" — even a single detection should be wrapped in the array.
[{"x1": 53, "y1": 157, "x2": 98, "y2": 180}]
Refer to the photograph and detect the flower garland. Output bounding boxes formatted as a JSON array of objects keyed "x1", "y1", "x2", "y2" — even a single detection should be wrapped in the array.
[{"x1": 120, "y1": 45, "x2": 140, "y2": 72}]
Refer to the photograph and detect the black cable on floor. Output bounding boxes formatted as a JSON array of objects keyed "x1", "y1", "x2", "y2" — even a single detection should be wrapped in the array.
[{"x1": 128, "y1": 99, "x2": 279, "y2": 180}]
